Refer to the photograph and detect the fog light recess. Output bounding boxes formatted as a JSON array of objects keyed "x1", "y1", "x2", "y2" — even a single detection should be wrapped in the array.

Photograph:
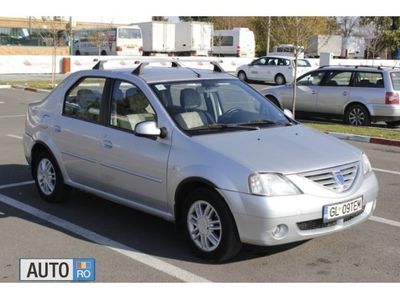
[{"x1": 272, "y1": 224, "x2": 288, "y2": 239}]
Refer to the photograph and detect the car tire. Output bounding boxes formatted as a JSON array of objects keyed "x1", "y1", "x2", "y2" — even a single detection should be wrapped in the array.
[
  {"x1": 75, "y1": 50, "x2": 80, "y2": 55},
  {"x1": 181, "y1": 187, "x2": 242, "y2": 262},
  {"x1": 386, "y1": 120, "x2": 400, "y2": 128},
  {"x1": 345, "y1": 104, "x2": 371, "y2": 126},
  {"x1": 275, "y1": 74, "x2": 286, "y2": 85},
  {"x1": 101, "y1": 50, "x2": 107, "y2": 56},
  {"x1": 33, "y1": 150, "x2": 70, "y2": 203},
  {"x1": 238, "y1": 71, "x2": 247, "y2": 82}
]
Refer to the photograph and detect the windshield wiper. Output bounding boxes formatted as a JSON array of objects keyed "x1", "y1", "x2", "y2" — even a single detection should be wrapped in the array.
[
  {"x1": 238, "y1": 119, "x2": 295, "y2": 127},
  {"x1": 188, "y1": 123, "x2": 259, "y2": 131}
]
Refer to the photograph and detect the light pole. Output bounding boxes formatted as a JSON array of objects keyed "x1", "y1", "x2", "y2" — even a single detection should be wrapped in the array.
[{"x1": 266, "y1": 16, "x2": 271, "y2": 55}]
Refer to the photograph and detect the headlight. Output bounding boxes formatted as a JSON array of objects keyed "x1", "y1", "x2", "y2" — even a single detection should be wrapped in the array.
[
  {"x1": 362, "y1": 153, "x2": 372, "y2": 175},
  {"x1": 249, "y1": 173, "x2": 302, "y2": 196}
]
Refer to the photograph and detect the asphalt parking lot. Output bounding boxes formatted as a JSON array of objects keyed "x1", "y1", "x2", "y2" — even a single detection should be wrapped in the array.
[{"x1": 0, "y1": 87, "x2": 399, "y2": 282}]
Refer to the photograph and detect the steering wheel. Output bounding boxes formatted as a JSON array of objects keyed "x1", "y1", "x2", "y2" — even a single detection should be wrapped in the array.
[{"x1": 218, "y1": 108, "x2": 244, "y2": 123}]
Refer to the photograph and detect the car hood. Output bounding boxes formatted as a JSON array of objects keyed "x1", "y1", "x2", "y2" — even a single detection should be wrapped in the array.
[{"x1": 193, "y1": 124, "x2": 362, "y2": 174}]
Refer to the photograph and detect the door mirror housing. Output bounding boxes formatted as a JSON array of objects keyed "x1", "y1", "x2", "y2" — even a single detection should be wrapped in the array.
[
  {"x1": 135, "y1": 121, "x2": 167, "y2": 138},
  {"x1": 283, "y1": 109, "x2": 294, "y2": 119}
]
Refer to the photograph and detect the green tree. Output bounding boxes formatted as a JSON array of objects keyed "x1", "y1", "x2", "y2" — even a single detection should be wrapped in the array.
[
  {"x1": 152, "y1": 16, "x2": 168, "y2": 21},
  {"x1": 179, "y1": 17, "x2": 213, "y2": 22}
]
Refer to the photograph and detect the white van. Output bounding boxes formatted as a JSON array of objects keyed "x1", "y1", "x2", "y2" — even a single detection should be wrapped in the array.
[
  {"x1": 73, "y1": 25, "x2": 143, "y2": 56},
  {"x1": 175, "y1": 22, "x2": 213, "y2": 56},
  {"x1": 213, "y1": 28, "x2": 255, "y2": 57},
  {"x1": 133, "y1": 21, "x2": 175, "y2": 56}
]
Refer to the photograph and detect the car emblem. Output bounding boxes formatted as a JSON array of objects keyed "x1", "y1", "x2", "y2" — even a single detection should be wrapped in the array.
[{"x1": 333, "y1": 171, "x2": 345, "y2": 185}]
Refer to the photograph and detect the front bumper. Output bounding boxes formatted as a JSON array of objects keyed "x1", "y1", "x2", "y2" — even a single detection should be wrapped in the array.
[{"x1": 218, "y1": 172, "x2": 378, "y2": 246}]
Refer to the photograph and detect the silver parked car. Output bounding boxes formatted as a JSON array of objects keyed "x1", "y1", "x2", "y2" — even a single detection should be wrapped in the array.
[
  {"x1": 24, "y1": 59, "x2": 378, "y2": 261},
  {"x1": 261, "y1": 65, "x2": 400, "y2": 126}
]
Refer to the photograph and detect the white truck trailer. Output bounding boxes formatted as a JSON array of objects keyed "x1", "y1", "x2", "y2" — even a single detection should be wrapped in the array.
[
  {"x1": 341, "y1": 36, "x2": 366, "y2": 59},
  {"x1": 175, "y1": 22, "x2": 213, "y2": 56},
  {"x1": 212, "y1": 27, "x2": 255, "y2": 57},
  {"x1": 306, "y1": 35, "x2": 343, "y2": 58},
  {"x1": 133, "y1": 21, "x2": 175, "y2": 56}
]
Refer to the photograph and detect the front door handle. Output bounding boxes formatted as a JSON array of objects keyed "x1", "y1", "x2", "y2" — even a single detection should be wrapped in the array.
[
  {"x1": 54, "y1": 125, "x2": 61, "y2": 133},
  {"x1": 103, "y1": 139, "x2": 113, "y2": 149},
  {"x1": 311, "y1": 90, "x2": 317, "y2": 95}
]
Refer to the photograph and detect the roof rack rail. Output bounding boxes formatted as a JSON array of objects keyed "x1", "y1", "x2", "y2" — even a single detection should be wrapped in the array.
[
  {"x1": 131, "y1": 58, "x2": 225, "y2": 76},
  {"x1": 92, "y1": 57, "x2": 175, "y2": 70},
  {"x1": 318, "y1": 64, "x2": 400, "y2": 70}
]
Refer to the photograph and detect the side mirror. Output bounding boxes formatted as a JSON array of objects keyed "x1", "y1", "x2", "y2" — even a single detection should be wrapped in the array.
[
  {"x1": 134, "y1": 121, "x2": 167, "y2": 138},
  {"x1": 283, "y1": 109, "x2": 294, "y2": 119}
]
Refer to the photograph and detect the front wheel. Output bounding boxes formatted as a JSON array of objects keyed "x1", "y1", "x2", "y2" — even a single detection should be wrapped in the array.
[
  {"x1": 182, "y1": 188, "x2": 242, "y2": 262},
  {"x1": 33, "y1": 151, "x2": 70, "y2": 202},
  {"x1": 275, "y1": 74, "x2": 286, "y2": 85},
  {"x1": 345, "y1": 104, "x2": 371, "y2": 126},
  {"x1": 238, "y1": 71, "x2": 247, "y2": 82}
]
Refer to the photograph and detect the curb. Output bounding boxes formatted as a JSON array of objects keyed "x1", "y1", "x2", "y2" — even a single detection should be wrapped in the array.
[
  {"x1": 10, "y1": 85, "x2": 50, "y2": 93},
  {"x1": 327, "y1": 131, "x2": 400, "y2": 148}
]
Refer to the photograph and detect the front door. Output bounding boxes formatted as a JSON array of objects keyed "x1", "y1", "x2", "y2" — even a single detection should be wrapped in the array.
[
  {"x1": 291, "y1": 70, "x2": 326, "y2": 112},
  {"x1": 98, "y1": 79, "x2": 172, "y2": 211}
]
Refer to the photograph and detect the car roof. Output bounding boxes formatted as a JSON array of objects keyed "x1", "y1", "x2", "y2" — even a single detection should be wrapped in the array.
[
  {"x1": 99, "y1": 66, "x2": 236, "y2": 83},
  {"x1": 259, "y1": 55, "x2": 307, "y2": 60}
]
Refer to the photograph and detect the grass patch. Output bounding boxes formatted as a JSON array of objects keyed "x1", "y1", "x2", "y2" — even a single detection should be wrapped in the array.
[
  {"x1": 0, "y1": 80, "x2": 61, "y2": 90},
  {"x1": 305, "y1": 122, "x2": 400, "y2": 141}
]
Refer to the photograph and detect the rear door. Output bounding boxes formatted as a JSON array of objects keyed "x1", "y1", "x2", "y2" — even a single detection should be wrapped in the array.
[
  {"x1": 317, "y1": 70, "x2": 352, "y2": 114},
  {"x1": 52, "y1": 77, "x2": 107, "y2": 189}
]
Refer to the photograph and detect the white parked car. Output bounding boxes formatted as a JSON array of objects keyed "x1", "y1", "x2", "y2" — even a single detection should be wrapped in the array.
[{"x1": 236, "y1": 55, "x2": 313, "y2": 85}]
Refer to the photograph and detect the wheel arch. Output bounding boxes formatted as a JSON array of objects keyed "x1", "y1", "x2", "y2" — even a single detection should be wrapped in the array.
[{"x1": 344, "y1": 101, "x2": 372, "y2": 116}]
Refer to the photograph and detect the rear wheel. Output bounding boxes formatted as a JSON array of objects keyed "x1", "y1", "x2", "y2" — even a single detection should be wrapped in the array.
[
  {"x1": 75, "y1": 50, "x2": 80, "y2": 55},
  {"x1": 181, "y1": 187, "x2": 242, "y2": 262},
  {"x1": 101, "y1": 50, "x2": 107, "y2": 56},
  {"x1": 275, "y1": 74, "x2": 286, "y2": 85},
  {"x1": 345, "y1": 104, "x2": 371, "y2": 126},
  {"x1": 33, "y1": 150, "x2": 70, "y2": 203},
  {"x1": 238, "y1": 71, "x2": 247, "y2": 82}
]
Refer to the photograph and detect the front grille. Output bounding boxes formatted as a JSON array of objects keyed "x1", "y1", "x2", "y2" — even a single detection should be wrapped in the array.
[
  {"x1": 297, "y1": 219, "x2": 337, "y2": 231},
  {"x1": 297, "y1": 207, "x2": 365, "y2": 231},
  {"x1": 301, "y1": 162, "x2": 359, "y2": 193}
]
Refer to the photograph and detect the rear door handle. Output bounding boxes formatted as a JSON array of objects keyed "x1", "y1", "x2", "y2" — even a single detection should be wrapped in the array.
[
  {"x1": 54, "y1": 125, "x2": 61, "y2": 133},
  {"x1": 343, "y1": 91, "x2": 348, "y2": 96},
  {"x1": 103, "y1": 139, "x2": 113, "y2": 149},
  {"x1": 311, "y1": 90, "x2": 317, "y2": 95}
]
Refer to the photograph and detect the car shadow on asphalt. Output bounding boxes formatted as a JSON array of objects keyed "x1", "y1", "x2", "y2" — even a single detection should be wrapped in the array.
[{"x1": 0, "y1": 167, "x2": 308, "y2": 265}]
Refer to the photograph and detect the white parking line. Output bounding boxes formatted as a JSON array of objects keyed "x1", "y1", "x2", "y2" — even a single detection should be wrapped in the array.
[
  {"x1": 369, "y1": 216, "x2": 400, "y2": 228},
  {"x1": 0, "y1": 181, "x2": 35, "y2": 190},
  {"x1": 0, "y1": 114, "x2": 25, "y2": 119},
  {"x1": 6, "y1": 134, "x2": 23, "y2": 140},
  {"x1": 373, "y1": 168, "x2": 400, "y2": 176},
  {"x1": 0, "y1": 192, "x2": 210, "y2": 283}
]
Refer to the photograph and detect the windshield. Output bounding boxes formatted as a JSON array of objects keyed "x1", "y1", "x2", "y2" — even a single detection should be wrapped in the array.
[
  {"x1": 150, "y1": 79, "x2": 293, "y2": 135},
  {"x1": 118, "y1": 28, "x2": 141, "y2": 39}
]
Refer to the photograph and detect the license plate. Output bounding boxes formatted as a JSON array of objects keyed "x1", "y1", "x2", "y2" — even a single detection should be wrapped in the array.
[{"x1": 323, "y1": 197, "x2": 363, "y2": 223}]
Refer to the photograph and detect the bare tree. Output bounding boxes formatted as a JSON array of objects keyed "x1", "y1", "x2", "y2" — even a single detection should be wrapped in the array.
[
  {"x1": 271, "y1": 17, "x2": 334, "y2": 118},
  {"x1": 337, "y1": 16, "x2": 360, "y2": 37},
  {"x1": 86, "y1": 23, "x2": 114, "y2": 57}
]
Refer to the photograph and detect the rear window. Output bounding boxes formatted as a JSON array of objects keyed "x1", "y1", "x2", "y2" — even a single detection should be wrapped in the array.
[
  {"x1": 118, "y1": 28, "x2": 141, "y2": 39},
  {"x1": 390, "y1": 72, "x2": 400, "y2": 90},
  {"x1": 213, "y1": 36, "x2": 233, "y2": 46},
  {"x1": 354, "y1": 72, "x2": 384, "y2": 88}
]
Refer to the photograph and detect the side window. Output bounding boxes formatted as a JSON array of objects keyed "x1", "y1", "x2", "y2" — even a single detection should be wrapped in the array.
[
  {"x1": 297, "y1": 71, "x2": 325, "y2": 86},
  {"x1": 266, "y1": 58, "x2": 278, "y2": 66},
  {"x1": 354, "y1": 72, "x2": 384, "y2": 88},
  {"x1": 322, "y1": 71, "x2": 352, "y2": 87},
  {"x1": 64, "y1": 77, "x2": 106, "y2": 123},
  {"x1": 277, "y1": 58, "x2": 290, "y2": 66},
  {"x1": 252, "y1": 58, "x2": 266, "y2": 66},
  {"x1": 109, "y1": 80, "x2": 156, "y2": 132}
]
